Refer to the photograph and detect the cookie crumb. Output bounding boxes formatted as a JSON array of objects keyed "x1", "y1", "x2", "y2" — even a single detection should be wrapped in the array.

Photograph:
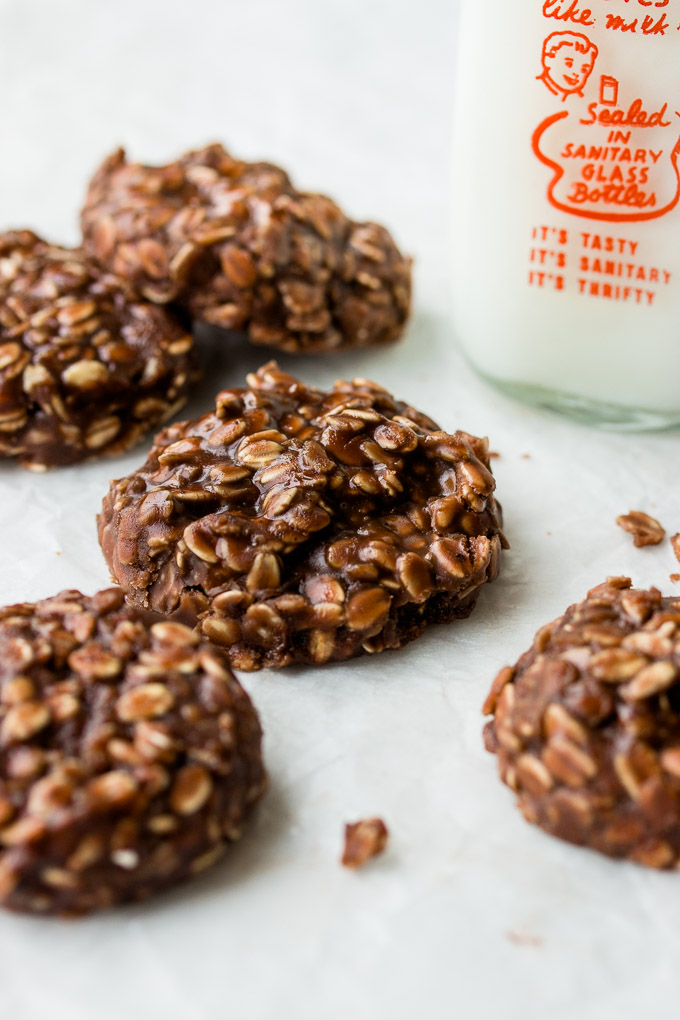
[
  {"x1": 341, "y1": 818, "x2": 389, "y2": 869},
  {"x1": 671, "y1": 574, "x2": 680, "y2": 584},
  {"x1": 506, "y1": 931, "x2": 542, "y2": 948},
  {"x1": 616, "y1": 510, "x2": 665, "y2": 548},
  {"x1": 672, "y1": 534, "x2": 680, "y2": 563},
  {"x1": 488, "y1": 450, "x2": 500, "y2": 459}
]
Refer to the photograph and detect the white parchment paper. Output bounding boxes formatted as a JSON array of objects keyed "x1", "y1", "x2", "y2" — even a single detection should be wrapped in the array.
[{"x1": 0, "y1": 2, "x2": 679, "y2": 1017}]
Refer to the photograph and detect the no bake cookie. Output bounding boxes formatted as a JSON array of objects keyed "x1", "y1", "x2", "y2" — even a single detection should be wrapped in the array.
[
  {"x1": 99, "y1": 362, "x2": 506, "y2": 670},
  {"x1": 81, "y1": 144, "x2": 411, "y2": 354},
  {"x1": 484, "y1": 578, "x2": 680, "y2": 869},
  {"x1": 0, "y1": 587, "x2": 265, "y2": 914},
  {"x1": 0, "y1": 231, "x2": 196, "y2": 469}
]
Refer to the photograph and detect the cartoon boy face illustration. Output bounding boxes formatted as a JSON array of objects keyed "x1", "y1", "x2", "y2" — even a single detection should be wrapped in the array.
[{"x1": 538, "y1": 32, "x2": 598, "y2": 101}]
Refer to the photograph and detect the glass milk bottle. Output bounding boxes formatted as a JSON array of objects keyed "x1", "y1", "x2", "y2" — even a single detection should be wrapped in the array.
[{"x1": 451, "y1": 0, "x2": 680, "y2": 429}]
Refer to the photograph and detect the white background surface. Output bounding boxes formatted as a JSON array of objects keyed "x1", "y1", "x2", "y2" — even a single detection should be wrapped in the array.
[{"x1": 0, "y1": 2, "x2": 679, "y2": 1018}]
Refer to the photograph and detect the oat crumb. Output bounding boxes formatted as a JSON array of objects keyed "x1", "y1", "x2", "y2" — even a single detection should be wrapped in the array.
[
  {"x1": 506, "y1": 930, "x2": 542, "y2": 948},
  {"x1": 671, "y1": 534, "x2": 680, "y2": 564},
  {"x1": 341, "y1": 818, "x2": 389, "y2": 869},
  {"x1": 616, "y1": 510, "x2": 665, "y2": 548}
]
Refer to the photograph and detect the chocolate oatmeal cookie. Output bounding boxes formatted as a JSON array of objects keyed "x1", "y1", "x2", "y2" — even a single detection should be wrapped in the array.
[
  {"x1": 484, "y1": 578, "x2": 680, "y2": 869},
  {"x1": 0, "y1": 588, "x2": 265, "y2": 914},
  {"x1": 0, "y1": 230, "x2": 196, "y2": 470},
  {"x1": 81, "y1": 144, "x2": 411, "y2": 354},
  {"x1": 99, "y1": 362, "x2": 506, "y2": 670}
]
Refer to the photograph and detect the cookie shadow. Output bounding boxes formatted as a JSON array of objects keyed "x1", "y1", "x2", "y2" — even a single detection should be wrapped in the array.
[
  {"x1": 117, "y1": 771, "x2": 290, "y2": 920},
  {"x1": 188, "y1": 321, "x2": 421, "y2": 406}
]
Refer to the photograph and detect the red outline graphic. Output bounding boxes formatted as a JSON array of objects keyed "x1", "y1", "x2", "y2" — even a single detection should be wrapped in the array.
[
  {"x1": 532, "y1": 110, "x2": 680, "y2": 222},
  {"x1": 599, "y1": 76, "x2": 618, "y2": 107},
  {"x1": 538, "y1": 32, "x2": 598, "y2": 101}
]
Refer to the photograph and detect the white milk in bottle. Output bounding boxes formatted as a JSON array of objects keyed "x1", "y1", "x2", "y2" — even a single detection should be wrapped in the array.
[{"x1": 451, "y1": 0, "x2": 680, "y2": 429}]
